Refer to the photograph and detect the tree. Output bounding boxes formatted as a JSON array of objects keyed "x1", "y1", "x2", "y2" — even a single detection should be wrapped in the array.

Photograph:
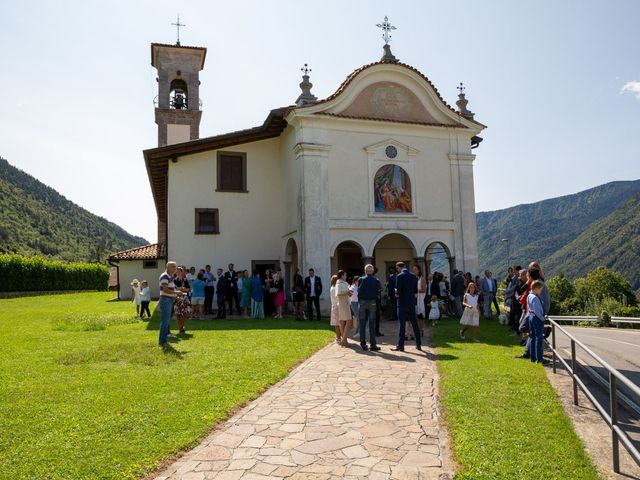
[{"x1": 574, "y1": 267, "x2": 637, "y2": 307}]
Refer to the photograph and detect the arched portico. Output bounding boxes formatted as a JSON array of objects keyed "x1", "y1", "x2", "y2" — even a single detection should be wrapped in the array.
[
  {"x1": 370, "y1": 232, "x2": 417, "y2": 278},
  {"x1": 424, "y1": 241, "x2": 455, "y2": 280},
  {"x1": 331, "y1": 240, "x2": 365, "y2": 280}
]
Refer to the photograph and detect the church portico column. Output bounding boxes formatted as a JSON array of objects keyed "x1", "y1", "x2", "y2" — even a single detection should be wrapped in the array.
[
  {"x1": 449, "y1": 153, "x2": 479, "y2": 275},
  {"x1": 295, "y1": 143, "x2": 332, "y2": 302}
]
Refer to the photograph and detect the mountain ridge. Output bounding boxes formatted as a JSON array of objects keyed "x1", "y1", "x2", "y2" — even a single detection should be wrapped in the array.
[{"x1": 0, "y1": 157, "x2": 147, "y2": 262}]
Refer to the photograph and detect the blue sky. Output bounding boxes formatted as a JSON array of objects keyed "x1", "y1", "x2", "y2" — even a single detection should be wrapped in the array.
[{"x1": 1, "y1": 0, "x2": 638, "y2": 243}]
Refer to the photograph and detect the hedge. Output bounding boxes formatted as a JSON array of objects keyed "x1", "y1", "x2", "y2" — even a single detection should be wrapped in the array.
[{"x1": 0, "y1": 254, "x2": 109, "y2": 292}]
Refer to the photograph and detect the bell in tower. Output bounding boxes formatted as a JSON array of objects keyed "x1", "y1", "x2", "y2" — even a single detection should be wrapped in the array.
[{"x1": 151, "y1": 39, "x2": 207, "y2": 147}]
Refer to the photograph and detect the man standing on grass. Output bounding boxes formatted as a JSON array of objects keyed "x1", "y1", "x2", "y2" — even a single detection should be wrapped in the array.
[
  {"x1": 159, "y1": 261, "x2": 183, "y2": 347},
  {"x1": 305, "y1": 268, "x2": 323, "y2": 320},
  {"x1": 216, "y1": 268, "x2": 227, "y2": 319},
  {"x1": 479, "y1": 270, "x2": 496, "y2": 319},
  {"x1": 203, "y1": 265, "x2": 215, "y2": 316},
  {"x1": 392, "y1": 262, "x2": 422, "y2": 352}
]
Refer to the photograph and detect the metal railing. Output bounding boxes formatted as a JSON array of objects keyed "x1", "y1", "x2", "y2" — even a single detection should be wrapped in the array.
[
  {"x1": 549, "y1": 315, "x2": 600, "y2": 325},
  {"x1": 611, "y1": 316, "x2": 640, "y2": 326},
  {"x1": 546, "y1": 316, "x2": 640, "y2": 473}
]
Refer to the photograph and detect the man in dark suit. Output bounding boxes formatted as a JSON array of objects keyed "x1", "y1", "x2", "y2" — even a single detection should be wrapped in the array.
[
  {"x1": 215, "y1": 268, "x2": 227, "y2": 319},
  {"x1": 224, "y1": 263, "x2": 240, "y2": 315},
  {"x1": 387, "y1": 266, "x2": 398, "y2": 323},
  {"x1": 304, "y1": 268, "x2": 322, "y2": 320},
  {"x1": 392, "y1": 262, "x2": 422, "y2": 352}
]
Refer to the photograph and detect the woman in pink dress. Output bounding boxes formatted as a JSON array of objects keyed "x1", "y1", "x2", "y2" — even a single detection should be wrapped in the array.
[{"x1": 273, "y1": 272, "x2": 285, "y2": 318}]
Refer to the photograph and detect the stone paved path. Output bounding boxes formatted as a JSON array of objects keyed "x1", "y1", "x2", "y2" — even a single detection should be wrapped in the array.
[{"x1": 153, "y1": 321, "x2": 454, "y2": 480}]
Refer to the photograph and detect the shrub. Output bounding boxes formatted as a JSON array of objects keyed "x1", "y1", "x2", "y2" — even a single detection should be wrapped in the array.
[
  {"x1": 0, "y1": 254, "x2": 109, "y2": 292},
  {"x1": 547, "y1": 274, "x2": 576, "y2": 314}
]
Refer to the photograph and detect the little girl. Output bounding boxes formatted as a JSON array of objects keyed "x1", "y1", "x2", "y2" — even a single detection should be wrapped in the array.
[
  {"x1": 131, "y1": 279, "x2": 141, "y2": 317},
  {"x1": 459, "y1": 282, "x2": 481, "y2": 342},
  {"x1": 428, "y1": 295, "x2": 440, "y2": 326}
]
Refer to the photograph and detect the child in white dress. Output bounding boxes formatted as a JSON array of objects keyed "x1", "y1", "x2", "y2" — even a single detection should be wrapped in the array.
[
  {"x1": 428, "y1": 295, "x2": 440, "y2": 326},
  {"x1": 131, "y1": 279, "x2": 141, "y2": 317},
  {"x1": 459, "y1": 282, "x2": 481, "y2": 342}
]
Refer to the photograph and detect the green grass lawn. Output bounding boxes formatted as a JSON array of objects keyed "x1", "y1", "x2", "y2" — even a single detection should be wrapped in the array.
[
  {"x1": 434, "y1": 319, "x2": 598, "y2": 480},
  {"x1": 0, "y1": 292, "x2": 334, "y2": 480}
]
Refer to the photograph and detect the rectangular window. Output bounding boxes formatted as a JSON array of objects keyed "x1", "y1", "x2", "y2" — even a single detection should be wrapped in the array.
[
  {"x1": 195, "y1": 208, "x2": 220, "y2": 234},
  {"x1": 143, "y1": 260, "x2": 158, "y2": 269},
  {"x1": 216, "y1": 152, "x2": 247, "y2": 192}
]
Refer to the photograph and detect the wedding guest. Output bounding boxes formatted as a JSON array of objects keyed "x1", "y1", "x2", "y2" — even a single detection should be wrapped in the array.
[
  {"x1": 459, "y1": 282, "x2": 481, "y2": 342},
  {"x1": 329, "y1": 275, "x2": 342, "y2": 343},
  {"x1": 173, "y1": 267, "x2": 191, "y2": 334},
  {"x1": 190, "y1": 272, "x2": 206, "y2": 320},
  {"x1": 224, "y1": 264, "x2": 240, "y2": 316},
  {"x1": 336, "y1": 270, "x2": 352, "y2": 346},
  {"x1": 349, "y1": 276, "x2": 360, "y2": 328},
  {"x1": 292, "y1": 268, "x2": 305, "y2": 321},
  {"x1": 305, "y1": 268, "x2": 323, "y2": 320},
  {"x1": 203, "y1": 265, "x2": 215, "y2": 316},
  {"x1": 131, "y1": 279, "x2": 141, "y2": 316},
  {"x1": 250, "y1": 271, "x2": 264, "y2": 319},
  {"x1": 186, "y1": 266, "x2": 198, "y2": 284},
  {"x1": 216, "y1": 268, "x2": 227, "y2": 319},
  {"x1": 241, "y1": 270, "x2": 252, "y2": 317},
  {"x1": 264, "y1": 269, "x2": 275, "y2": 317},
  {"x1": 158, "y1": 261, "x2": 183, "y2": 347},
  {"x1": 413, "y1": 265, "x2": 427, "y2": 338},
  {"x1": 273, "y1": 271, "x2": 285, "y2": 318},
  {"x1": 392, "y1": 262, "x2": 422, "y2": 352},
  {"x1": 139, "y1": 280, "x2": 151, "y2": 318},
  {"x1": 236, "y1": 271, "x2": 244, "y2": 315},
  {"x1": 358, "y1": 264, "x2": 381, "y2": 352}
]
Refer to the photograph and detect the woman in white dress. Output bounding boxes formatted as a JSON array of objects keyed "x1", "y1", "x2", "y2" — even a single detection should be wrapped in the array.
[
  {"x1": 329, "y1": 275, "x2": 341, "y2": 343},
  {"x1": 412, "y1": 265, "x2": 427, "y2": 337},
  {"x1": 335, "y1": 270, "x2": 352, "y2": 346},
  {"x1": 460, "y1": 282, "x2": 481, "y2": 342},
  {"x1": 131, "y1": 279, "x2": 141, "y2": 317}
]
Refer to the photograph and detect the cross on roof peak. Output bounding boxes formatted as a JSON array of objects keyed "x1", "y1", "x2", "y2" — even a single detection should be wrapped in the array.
[
  {"x1": 457, "y1": 82, "x2": 466, "y2": 94},
  {"x1": 301, "y1": 63, "x2": 312, "y2": 76},
  {"x1": 171, "y1": 14, "x2": 186, "y2": 46},
  {"x1": 376, "y1": 16, "x2": 396, "y2": 45}
]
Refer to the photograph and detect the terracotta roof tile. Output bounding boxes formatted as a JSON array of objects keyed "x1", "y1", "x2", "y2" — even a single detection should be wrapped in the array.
[{"x1": 108, "y1": 243, "x2": 166, "y2": 261}]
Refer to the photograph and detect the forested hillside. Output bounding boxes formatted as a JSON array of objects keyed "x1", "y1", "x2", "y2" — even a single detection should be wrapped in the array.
[
  {"x1": 477, "y1": 180, "x2": 640, "y2": 288},
  {"x1": 0, "y1": 157, "x2": 147, "y2": 262},
  {"x1": 544, "y1": 193, "x2": 640, "y2": 290}
]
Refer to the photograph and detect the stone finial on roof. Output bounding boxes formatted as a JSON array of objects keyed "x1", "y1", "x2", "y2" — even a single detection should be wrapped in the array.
[
  {"x1": 296, "y1": 63, "x2": 318, "y2": 107},
  {"x1": 456, "y1": 82, "x2": 475, "y2": 120}
]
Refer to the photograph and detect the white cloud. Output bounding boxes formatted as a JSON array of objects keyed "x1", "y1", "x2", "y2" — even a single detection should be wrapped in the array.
[{"x1": 621, "y1": 81, "x2": 640, "y2": 99}]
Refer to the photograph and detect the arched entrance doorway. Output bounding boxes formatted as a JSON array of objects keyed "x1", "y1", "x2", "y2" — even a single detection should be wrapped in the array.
[
  {"x1": 371, "y1": 233, "x2": 416, "y2": 278},
  {"x1": 424, "y1": 242, "x2": 454, "y2": 280},
  {"x1": 332, "y1": 241, "x2": 364, "y2": 281}
]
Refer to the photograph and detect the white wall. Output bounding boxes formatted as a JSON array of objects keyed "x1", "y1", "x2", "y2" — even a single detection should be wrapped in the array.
[
  {"x1": 117, "y1": 261, "x2": 164, "y2": 299},
  {"x1": 166, "y1": 137, "x2": 285, "y2": 271}
]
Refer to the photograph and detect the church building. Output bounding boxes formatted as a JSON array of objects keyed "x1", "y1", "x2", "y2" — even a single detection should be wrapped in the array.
[{"x1": 109, "y1": 23, "x2": 486, "y2": 300}]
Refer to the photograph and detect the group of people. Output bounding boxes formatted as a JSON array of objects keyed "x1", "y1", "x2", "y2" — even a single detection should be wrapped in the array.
[{"x1": 150, "y1": 258, "x2": 551, "y2": 362}]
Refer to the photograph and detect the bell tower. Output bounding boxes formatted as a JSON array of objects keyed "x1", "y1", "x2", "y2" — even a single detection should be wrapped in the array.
[{"x1": 151, "y1": 41, "x2": 206, "y2": 147}]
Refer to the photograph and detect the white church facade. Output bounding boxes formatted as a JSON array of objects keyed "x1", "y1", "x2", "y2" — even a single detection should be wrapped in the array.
[{"x1": 109, "y1": 35, "x2": 486, "y2": 300}]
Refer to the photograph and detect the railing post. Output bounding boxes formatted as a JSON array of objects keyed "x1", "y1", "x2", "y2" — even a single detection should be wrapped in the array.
[
  {"x1": 571, "y1": 339, "x2": 579, "y2": 405},
  {"x1": 551, "y1": 322, "x2": 557, "y2": 374},
  {"x1": 609, "y1": 372, "x2": 620, "y2": 473}
]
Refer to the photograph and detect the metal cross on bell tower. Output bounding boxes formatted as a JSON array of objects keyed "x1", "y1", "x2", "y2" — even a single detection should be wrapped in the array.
[
  {"x1": 376, "y1": 16, "x2": 396, "y2": 45},
  {"x1": 171, "y1": 14, "x2": 186, "y2": 46}
]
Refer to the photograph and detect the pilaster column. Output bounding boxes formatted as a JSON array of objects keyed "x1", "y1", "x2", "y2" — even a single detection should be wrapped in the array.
[
  {"x1": 449, "y1": 153, "x2": 479, "y2": 275},
  {"x1": 295, "y1": 143, "x2": 331, "y2": 299}
]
